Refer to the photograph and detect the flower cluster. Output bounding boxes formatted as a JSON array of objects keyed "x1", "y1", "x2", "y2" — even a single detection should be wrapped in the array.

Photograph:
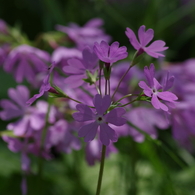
[{"x1": 0, "y1": 18, "x2": 186, "y2": 194}]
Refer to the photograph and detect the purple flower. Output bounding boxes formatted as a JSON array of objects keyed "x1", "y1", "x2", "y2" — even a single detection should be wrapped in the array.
[
  {"x1": 127, "y1": 107, "x2": 169, "y2": 142},
  {"x1": 125, "y1": 25, "x2": 168, "y2": 58},
  {"x1": 26, "y1": 62, "x2": 56, "y2": 106},
  {"x1": 63, "y1": 46, "x2": 98, "y2": 88},
  {"x1": 139, "y1": 64, "x2": 178, "y2": 111},
  {"x1": 56, "y1": 18, "x2": 111, "y2": 49},
  {"x1": 0, "y1": 44, "x2": 10, "y2": 65},
  {"x1": 47, "y1": 119, "x2": 81, "y2": 153},
  {"x1": 0, "y1": 85, "x2": 56, "y2": 136},
  {"x1": 93, "y1": 41, "x2": 128, "y2": 64},
  {"x1": 3, "y1": 44, "x2": 50, "y2": 83},
  {"x1": 73, "y1": 94, "x2": 126, "y2": 146},
  {"x1": 51, "y1": 46, "x2": 82, "y2": 68}
]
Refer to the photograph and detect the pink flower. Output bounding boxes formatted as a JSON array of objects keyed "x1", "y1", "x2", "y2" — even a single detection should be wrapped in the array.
[
  {"x1": 139, "y1": 64, "x2": 178, "y2": 111},
  {"x1": 93, "y1": 41, "x2": 128, "y2": 64},
  {"x1": 125, "y1": 25, "x2": 168, "y2": 58},
  {"x1": 73, "y1": 94, "x2": 126, "y2": 146}
]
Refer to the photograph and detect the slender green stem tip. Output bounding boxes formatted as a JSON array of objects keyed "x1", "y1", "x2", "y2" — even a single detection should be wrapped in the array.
[{"x1": 96, "y1": 145, "x2": 107, "y2": 195}]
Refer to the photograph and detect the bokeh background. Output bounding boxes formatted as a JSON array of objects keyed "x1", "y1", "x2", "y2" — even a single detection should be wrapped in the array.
[{"x1": 0, "y1": 0, "x2": 195, "y2": 194}]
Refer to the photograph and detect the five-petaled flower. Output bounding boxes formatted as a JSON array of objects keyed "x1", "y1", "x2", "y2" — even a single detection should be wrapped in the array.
[
  {"x1": 125, "y1": 25, "x2": 168, "y2": 58},
  {"x1": 139, "y1": 64, "x2": 178, "y2": 111},
  {"x1": 93, "y1": 41, "x2": 128, "y2": 64},
  {"x1": 73, "y1": 94, "x2": 126, "y2": 146}
]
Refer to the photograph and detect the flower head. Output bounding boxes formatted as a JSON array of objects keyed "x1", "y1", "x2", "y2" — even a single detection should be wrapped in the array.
[
  {"x1": 93, "y1": 41, "x2": 128, "y2": 64},
  {"x1": 63, "y1": 46, "x2": 98, "y2": 88},
  {"x1": 56, "y1": 18, "x2": 111, "y2": 49},
  {"x1": 139, "y1": 64, "x2": 178, "y2": 111},
  {"x1": 3, "y1": 45, "x2": 50, "y2": 83},
  {"x1": 125, "y1": 25, "x2": 168, "y2": 58},
  {"x1": 73, "y1": 94, "x2": 126, "y2": 146},
  {"x1": 26, "y1": 62, "x2": 56, "y2": 106}
]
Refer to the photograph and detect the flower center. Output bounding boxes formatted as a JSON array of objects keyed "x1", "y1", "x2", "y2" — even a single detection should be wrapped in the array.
[
  {"x1": 95, "y1": 115, "x2": 105, "y2": 124},
  {"x1": 98, "y1": 117, "x2": 103, "y2": 121}
]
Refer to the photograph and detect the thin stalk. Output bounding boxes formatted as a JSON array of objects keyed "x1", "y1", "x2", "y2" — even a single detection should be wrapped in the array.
[
  {"x1": 99, "y1": 67, "x2": 102, "y2": 96},
  {"x1": 95, "y1": 145, "x2": 107, "y2": 195},
  {"x1": 105, "y1": 79, "x2": 108, "y2": 96},
  {"x1": 94, "y1": 82, "x2": 101, "y2": 94},
  {"x1": 37, "y1": 103, "x2": 51, "y2": 177},
  {"x1": 119, "y1": 98, "x2": 137, "y2": 107},
  {"x1": 112, "y1": 65, "x2": 132, "y2": 100},
  {"x1": 114, "y1": 94, "x2": 133, "y2": 104},
  {"x1": 108, "y1": 79, "x2": 110, "y2": 96},
  {"x1": 80, "y1": 86, "x2": 94, "y2": 97}
]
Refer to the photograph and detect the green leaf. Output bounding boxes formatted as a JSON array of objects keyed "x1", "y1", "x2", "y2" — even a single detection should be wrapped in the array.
[{"x1": 0, "y1": 130, "x2": 17, "y2": 138}]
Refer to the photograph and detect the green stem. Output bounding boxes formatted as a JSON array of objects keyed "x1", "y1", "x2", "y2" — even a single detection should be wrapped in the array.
[
  {"x1": 99, "y1": 67, "x2": 102, "y2": 96},
  {"x1": 105, "y1": 79, "x2": 108, "y2": 96},
  {"x1": 112, "y1": 65, "x2": 132, "y2": 100},
  {"x1": 114, "y1": 94, "x2": 133, "y2": 104},
  {"x1": 96, "y1": 145, "x2": 107, "y2": 195},
  {"x1": 119, "y1": 98, "x2": 137, "y2": 107},
  {"x1": 37, "y1": 102, "x2": 51, "y2": 177}
]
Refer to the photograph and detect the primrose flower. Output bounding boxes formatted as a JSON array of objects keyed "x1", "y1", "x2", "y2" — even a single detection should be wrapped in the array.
[
  {"x1": 3, "y1": 45, "x2": 50, "y2": 83},
  {"x1": 26, "y1": 62, "x2": 56, "y2": 106},
  {"x1": 139, "y1": 64, "x2": 178, "y2": 111},
  {"x1": 63, "y1": 46, "x2": 98, "y2": 88},
  {"x1": 56, "y1": 18, "x2": 111, "y2": 49},
  {"x1": 93, "y1": 41, "x2": 128, "y2": 64},
  {"x1": 73, "y1": 94, "x2": 126, "y2": 146},
  {"x1": 125, "y1": 25, "x2": 168, "y2": 58}
]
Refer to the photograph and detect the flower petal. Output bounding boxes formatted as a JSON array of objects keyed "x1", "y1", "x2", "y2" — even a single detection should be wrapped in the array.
[
  {"x1": 105, "y1": 108, "x2": 126, "y2": 126},
  {"x1": 78, "y1": 122, "x2": 98, "y2": 142},
  {"x1": 93, "y1": 94, "x2": 111, "y2": 115},
  {"x1": 64, "y1": 75, "x2": 85, "y2": 88},
  {"x1": 138, "y1": 81, "x2": 152, "y2": 97},
  {"x1": 73, "y1": 104, "x2": 94, "y2": 122},
  {"x1": 151, "y1": 94, "x2": 168, "y2": 111},
  {"x1": 125, "y1": 27, "x2": 140, "y2": 50},
  {"x1": 100, "y1": 123, "x2": 118, "y2": 146},
  {"x1": 138, "y1": 25, "x2": 154, "y2": 47},
  {"x1": 144, "y1": 64, "x2": 155, "y2": 87},
  {"x1": 157, "y1": 91, "x2": 178, "y2": 102}
]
